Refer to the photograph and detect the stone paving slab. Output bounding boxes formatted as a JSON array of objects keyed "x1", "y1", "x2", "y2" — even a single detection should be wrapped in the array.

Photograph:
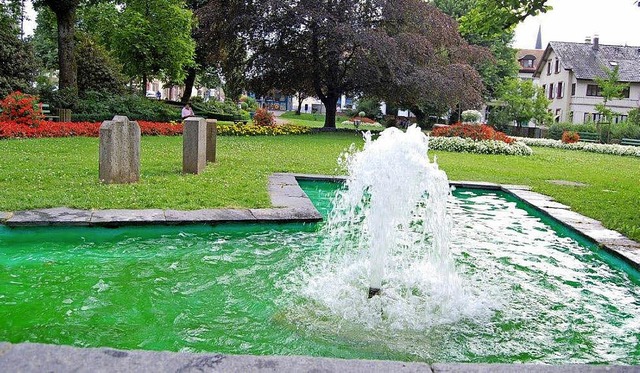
[
  {"x1": 1, "y1": 343, "x2": 637, "y2": 373},
  {"x1": 6, "y1": 207, "x2": 92, "y2": 226},
  {"x1": 164, "y1": 209, "x2": 255, "y2": 223},
  {"x1": 90, "y1": 209, "x2": 166, "y2": 226},
  {"x1": 250, "y1": 207, "x2": 322, "y2": 221}
]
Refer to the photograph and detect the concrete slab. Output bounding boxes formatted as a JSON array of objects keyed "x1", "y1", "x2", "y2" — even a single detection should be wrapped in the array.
[
  {"x1": 432, "y1": 363, "x2": 638, "y2": 372},
  {"x1": 250, "y1": 207, "x2": 322, "y2": 222},
  {"x1": 0, "y1": 343, "x2": 432, "y2": 373},
  {"x1": 90, "y1": 209, "x2": 166, "y2": 226},
  {"x1": 6, "y1": 207, "x2": 92, "y2": 226},
  {"x1": 164, "y1": 209, "x2": 255, "y2": 223}
]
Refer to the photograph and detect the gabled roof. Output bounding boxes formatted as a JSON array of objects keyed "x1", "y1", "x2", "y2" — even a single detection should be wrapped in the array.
[
  {"x1": 533, "y1": 41, "x2": 640, "y2": 82},
  {"x1": 516, "y1": 49, "x2": 544, "y2": 73}
]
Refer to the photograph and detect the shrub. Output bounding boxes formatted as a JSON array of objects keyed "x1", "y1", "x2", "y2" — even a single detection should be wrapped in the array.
[
  {"x1": 252, "y1": 108, "x2": 276, "y2": 127},
  {"x1": 218, "y1": 122, "x2": 310, "y2": 136},
  {"x1": 461, "y1": 109, "x2": 482, "y2": 123},
  {"x1": 72, "y1": 91, "x2": 180, "y2": 122},
  {"x1": 561, "y1": 131, "x2": 580, "y2": 144},
  {"x1": 610, "y1": 121, "x2": 640, "y2": 140},
  {"x1": 431, "y1": 123, "x2": 514, "y2": 144},
  {"x1": 0, "y1": 91, "x2": 44, "y2": 127}
]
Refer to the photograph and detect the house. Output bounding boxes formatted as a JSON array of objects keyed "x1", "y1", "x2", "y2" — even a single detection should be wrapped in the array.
[
  {"x1": 534, "y1": 36, "x2": 640, "y2": 124},
  {"x1": 517, "y1": 49, "x2": 545, "y2": 81}
]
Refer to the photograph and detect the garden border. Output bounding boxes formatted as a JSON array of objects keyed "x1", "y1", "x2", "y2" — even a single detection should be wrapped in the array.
[{"x1": 1, "y1": 173, "x2": 640, "y2": 372}]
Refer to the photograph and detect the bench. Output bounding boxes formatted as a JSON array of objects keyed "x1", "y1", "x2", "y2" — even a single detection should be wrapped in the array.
[
  {"x1": 233, "y1": 119, "x2": 248, "y2": 125},
  {"x1": 39, "y1": 103, "x2": 60, "y2": 121},
  {"x1": 620, "y1": 138, "x2": 640, "y2": 146},
  {"x1": 577, "y1": 132, "x2": 598, "y2": 143}
]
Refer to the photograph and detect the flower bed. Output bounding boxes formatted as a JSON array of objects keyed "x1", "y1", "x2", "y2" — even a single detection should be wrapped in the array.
[
  {"x1": 0, "y1": 120, "x2": 310, "y2": 139},
  {"x1": 514, "y1": 137, "x2": 640, "y2": 157},
  {"x1": 431, "y1": 123, "x2": 514, "y2": 144},
  {"x1": 428, "y1": 136, "x2": 533, "y2": 156}
]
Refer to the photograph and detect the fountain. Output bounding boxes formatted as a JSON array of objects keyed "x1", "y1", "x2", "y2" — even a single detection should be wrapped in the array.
[{"x1": 282, "y1": 125, "x2": 495, "y2": 330}]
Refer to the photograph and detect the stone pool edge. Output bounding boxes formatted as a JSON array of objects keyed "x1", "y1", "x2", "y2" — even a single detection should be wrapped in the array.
[
  {"x1": 2, "y1": 174, "x2": 640, "y2": 372},
  {"x1": 1, "y1": 342, "x2": 638, "y2": 373}
]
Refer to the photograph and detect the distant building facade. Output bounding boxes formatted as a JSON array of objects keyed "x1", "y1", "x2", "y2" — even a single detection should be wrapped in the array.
[{"x1": 534, "y1": 36, "x2": 640, "y2": 124}]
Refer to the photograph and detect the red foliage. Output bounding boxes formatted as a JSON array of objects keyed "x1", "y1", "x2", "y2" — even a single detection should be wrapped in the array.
[
  {"x1": 561, "y1": 131, "x2": 580, "y2": 144},
  {"x1": 0, "y1": 91, "x2": 44, "y2": 127},
  {"x1": 431, "y1": 123, "x2": 514, "y2": 144},
  {"x1": 352, "y1": 116, "x2": 376, "y2": 124},
  {"x1": 0, "y1": 120, "x2": 183, "y2": 139},
  {"x1": 252, "y1": 108, "x2": 275, "y2": 127}
]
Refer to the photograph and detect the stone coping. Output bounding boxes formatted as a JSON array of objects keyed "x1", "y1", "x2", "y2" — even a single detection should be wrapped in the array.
[
  {"x1": 1, "y1": 174, "x2": 640, "y2": 371},
  {"x1": 1, "y1": 342, "x2": 638, "y2": 373}
]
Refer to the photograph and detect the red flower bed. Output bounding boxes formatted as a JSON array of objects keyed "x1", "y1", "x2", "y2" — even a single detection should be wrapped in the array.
[
  {"x1": 431, "y1": 123, "x2": 514, "y2": 144},
  {"x1": 0, "y1": 120, "x2": 183, "y2": 139}
]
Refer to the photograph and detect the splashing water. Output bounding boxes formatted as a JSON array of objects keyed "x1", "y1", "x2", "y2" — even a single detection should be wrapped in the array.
[{"x1": 280, "y1": 125, "x2": 496, "y2": 331}]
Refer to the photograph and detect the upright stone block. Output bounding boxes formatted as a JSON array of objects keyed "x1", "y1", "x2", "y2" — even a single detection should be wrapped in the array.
[
  {"x1": 183, "y1": 117, "x2": 207, "y2": 174},
  {"x1": 206, "y1": 119, "x2": 217, "y2": 163},
  {"x1": 99, "y1": 116, "x2": 140, "y2": 184}
]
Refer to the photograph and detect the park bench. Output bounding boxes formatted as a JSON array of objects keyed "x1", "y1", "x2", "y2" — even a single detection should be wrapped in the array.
[
  {"x1": 39, "y1": 103, "x2": 60, "y2": 121},
  {"x1": 233, "y1": 119, "x2": 248, "y2": 125},
  {"x1": 577, "y1": 132, "x2": 598, "y2": 143},
  {"x1": 620, "y1": 138, "x2": 640, "y2": 147}
]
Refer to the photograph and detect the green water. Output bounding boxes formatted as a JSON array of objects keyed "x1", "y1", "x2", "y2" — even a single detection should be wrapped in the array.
[{"x1": 1, "y1": 181, "x2": 639, "y2": 364}]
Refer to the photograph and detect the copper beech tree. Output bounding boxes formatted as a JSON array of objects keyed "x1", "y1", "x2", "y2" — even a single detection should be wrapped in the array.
[{"x1": 246, "y1": 0, "x2": 490, "y2": 128}]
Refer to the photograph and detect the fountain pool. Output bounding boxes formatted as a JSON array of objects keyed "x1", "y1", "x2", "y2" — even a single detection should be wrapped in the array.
[{"x1": 1, "y1": 180, "x2": 639, "y2": 364}]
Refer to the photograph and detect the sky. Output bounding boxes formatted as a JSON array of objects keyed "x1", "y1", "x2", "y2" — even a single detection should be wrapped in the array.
[{"x1": 513, "y1": 0, "x2": 640, "y2": 49}]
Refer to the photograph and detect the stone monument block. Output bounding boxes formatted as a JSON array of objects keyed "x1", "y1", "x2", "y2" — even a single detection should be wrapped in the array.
[
  {"x1": 206, "y1": 119, "x2": 217, "y2": 163},
  {"x1": 183, "y1": 117, "x2": 207, "y2": 174},
  {"x1": 99, "y1": 115, "x2": 141, "y2": 184}
]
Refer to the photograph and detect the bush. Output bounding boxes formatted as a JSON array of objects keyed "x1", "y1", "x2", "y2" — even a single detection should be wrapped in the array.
[
  {"x1": 610, "y1": 121, "x2": 640, "y2": 140},
  {"x1": 218, "y1": 122, "x2": 310, "y2": 136},
  {"x1": 72, "y1": 91, "x2": 180, "y2": 122},
  {"x1": 0, "y1": 91, "x2": 43, "y2": 127},
  {"x1": 461, "y1": 109, "x2": 482, "y2": 123},
  {"x1": 252, "y1": 108, "x2": 275, "y2": 127},
  {"x1": 561, "y1": 131, "x2": 580, "y2": 144},
  {"x1": 431, "y1": 123, "x2": 514, "y2": 144}
]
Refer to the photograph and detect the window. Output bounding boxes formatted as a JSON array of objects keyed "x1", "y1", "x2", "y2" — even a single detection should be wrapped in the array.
[
  {"x1": 557, "y1": 82, "x2": 563, "y2": 98},
  {"x1": 583, "y1": 113, "x2": 591, "y2": 122},
  {"x1": 549, "y1": 83, "x2": 555, "y2": 99},
  {"x1": 569, "y1": 111, "x2": 574, "y2": 122},
  {"x1": 547, "y1": 62, "x2": 551, "y2": 75},
  {"x1": 554, "y1": 59, "x2": 560, "y2": 73},
  {"x1": 586, "y1": 84, "x2": 601, "y2": 96},
  {"x1": 571, "y1": 83, "x2": 576, "y2": 96},
  {"x1": 542, "y1": 84, "x2": 546, "y2": 95},
  {"x1": 622, "y1": 87, "x2": 630, "y2": 98},
  {"x1": 555, "y1": 109, "x2": 561, "y2": 122},
  {"x1": 521, "y1": 59, "x2": 534, "y2": 68}
]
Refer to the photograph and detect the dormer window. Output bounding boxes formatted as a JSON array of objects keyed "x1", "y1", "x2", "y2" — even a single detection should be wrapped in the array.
[{"x1": 521, "y1": 59, "x2": 534, "y2": 68}]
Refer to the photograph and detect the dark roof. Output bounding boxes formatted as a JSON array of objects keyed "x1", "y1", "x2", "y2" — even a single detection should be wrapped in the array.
[{"x1": 534, "y1": 41, "x2": 640, "y2": 82}]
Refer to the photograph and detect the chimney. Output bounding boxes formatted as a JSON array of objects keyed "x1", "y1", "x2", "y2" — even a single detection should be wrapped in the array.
[{"x1": 593, "y1": 34, "x2": 599, "y2": 50}]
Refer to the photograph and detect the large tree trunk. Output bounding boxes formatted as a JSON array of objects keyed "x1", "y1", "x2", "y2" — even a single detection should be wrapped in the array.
[
  {"x1": 181, "y1": 67, "x2": 197, "y2": 103},
  {"x1": 142, "y1": 73, "x2": 148, "y2": 97},
  {"x1": 53, "y1": 5, "x2": 78, "y2": 95},
  {"x1": 320, "y1": 94, "x2": 339, "y2": 129}
]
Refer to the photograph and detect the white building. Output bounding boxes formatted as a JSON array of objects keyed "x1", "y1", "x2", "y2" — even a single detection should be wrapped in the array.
[{"x1": 534, "y1": 36, "x2": 640, "y2": 124}]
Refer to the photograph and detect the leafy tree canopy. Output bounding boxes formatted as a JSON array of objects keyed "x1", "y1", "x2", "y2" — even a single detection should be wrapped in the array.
[{"x1": 0, "y1": 12, "x2": 38, "y2": 97}]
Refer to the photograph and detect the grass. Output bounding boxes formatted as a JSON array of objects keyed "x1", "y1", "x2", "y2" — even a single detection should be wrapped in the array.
[
  {"x1": 279, "y1": 111, "x2": 383, "y2": 132},
  {"x1": 0, "y1": 133, "x2": 639, "y2": 241}
]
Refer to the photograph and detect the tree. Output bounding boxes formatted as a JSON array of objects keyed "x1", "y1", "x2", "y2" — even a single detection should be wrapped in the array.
[
  {"x1": 76, "y1": 32, "x2": 126, "y2": 95},
  {"x1": 0, "y1": 5, "x2": 38, "y2": 97},
  {"x1": 250, "y1": 0, "x2": 487, "y2": 129},
  {"x1": 594, "y1": 65, "x2": 629, "y2": 142},
  {"x1": 194, "y1": 0, "x2": 253, "y2": 102},
  {"x1": 109, "y1": 0, "x2": 195, "y2": 95},
  {"x1": 34, "y1": 0, "x2": 81, "y2": 95},
  {"x1": 459, "y1": 0, "x2": 550, "y2": 40},
  {"x1": 493, "y1": 77, "x2": 551, "y2": 127}
]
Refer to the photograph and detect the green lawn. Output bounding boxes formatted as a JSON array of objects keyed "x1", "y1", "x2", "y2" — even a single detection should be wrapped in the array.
[
  {"x1": 279, "y1": 111, "x2": 383, "y2": 132},
  {"x1": 0, "y1": 133, "x2": 639, "y2": 241}
]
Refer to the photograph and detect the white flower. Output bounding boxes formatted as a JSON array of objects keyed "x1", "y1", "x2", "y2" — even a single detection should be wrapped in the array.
[
  {"x1": 428, "y1": 136, "x2": 532, "y2": 156},
  {"x1": 513, "y1": 137, "x2": 640, "y2": 157}
]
